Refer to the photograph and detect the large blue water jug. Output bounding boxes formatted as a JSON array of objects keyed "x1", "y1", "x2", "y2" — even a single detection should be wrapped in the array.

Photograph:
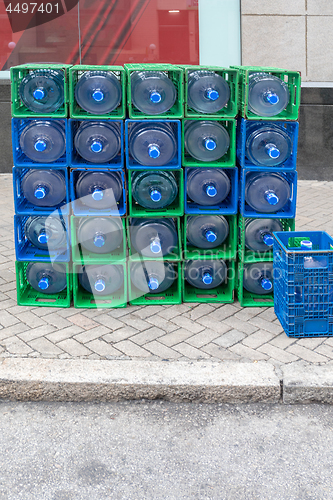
[
  {"x1": 246, "y1": 123, "x2": 292, "y2": 167},
  {"x1": 75, "y1": 71, "x2": 122, "y2": 115},
  {"x1": 130, "y1": 261, "x2": 176, "y2": 294},
  {"x1": 19, "y1": 69, "x2": 64, "y2": 114},
  {"x1": 75, "y1": 171, "x2": 123, "y2": 210},
  {"x1": 248, "y1": 72, "x2": 290, "y2": 117},
  {"x1": 244, "y1": 218, "x2": 283, "y2": 252},
  {"x1": 184, "y1": 121, "x2": 230, "y2": 162},
  {"x1": 245, "y1": 172, "x2": 291, "y2": 213},
  {"x1": 77, "y1": 217, "x2": 123, "y2": 254},
  {"x1": 131, "y1": 71, "x2": 176, "y2": 115},
  {"x1": 74, "y1": 121, "x2": 121, "y2": 163},
  {"x1": 132, "y1": 170, "x2": 178, "y2": 209},
  {"x1": 20, "y1": 120, "x2": 66, "y2": 163},
  {"x1": 187, "y1": 168, "x2": 231, "y2": 206},
  {"x1": 184, "y1": 259, "x2": 227, "y2": 289},
  {"x1": 78, "y1": 264, "x2": 123, "y2": 296},
  {"x1": 128, "y1": 122, "x2": 177, "y2": 167},
  {"x1": 26, "y1": 262, "x2": 67, "y2": 294},
  {"x1": 24, "y1": 215, "x2": 67, "y2": 250},
  {"x1": 130, "y1": 218, "x2": 178, "y2": 258},
  {"x1": 21, "y1": 169, "x2": 66, "y2": 207},
  {"x1": 186, "y1": 215, "x2": 229, "y2": 249},
  {"x1": 187, "y1": 70, "x2": 230, "y2": 114},
  {"x1": 243, "y1": 261, "x2": 274, "y2": 294}
]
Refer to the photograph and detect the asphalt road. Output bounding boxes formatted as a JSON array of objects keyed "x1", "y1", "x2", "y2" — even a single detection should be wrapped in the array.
[{"x1": 0, "y1": 401, "x2": 332, "y2": 500}]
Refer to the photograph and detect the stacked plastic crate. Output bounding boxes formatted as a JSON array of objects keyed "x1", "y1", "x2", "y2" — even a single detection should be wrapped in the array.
[
  {"x1": 234, "y1": 66, "x2": 301, "y2": 307},
  {"x1": 11, "y1": 64, "x2": 72, "y2": 308},
  {"x1": 181, "y1": 66, "x2": 239, "y2": 304}
]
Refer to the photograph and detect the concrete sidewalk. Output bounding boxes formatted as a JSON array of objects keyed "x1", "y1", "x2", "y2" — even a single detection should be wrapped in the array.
[{"x1": 1, "y1": 174, "x2": 333, "y2": 403}]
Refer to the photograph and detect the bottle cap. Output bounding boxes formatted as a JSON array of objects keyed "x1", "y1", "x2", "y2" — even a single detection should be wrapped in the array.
[
  {"x1": 34, "y1": 187, "x2": 46, "y2": 200},
  {"x1": 204, "y1": 138, "x2": 217, "y2": 151},
  {"x1": 150, "y1": 91, "x2": 162, "y2": 103},
  {"x1": 93, "y1": 234, "x2": 105, "y2": 247},
  {"x1": 150, "y1": 239, "x2": 162, "y2": 254},
  {"x1": 90, "y1": 141, "x2": 103, "y2": 153},
  {"x1": 34, "y1": 140, "x2": 47, "y2": 152},
  {"x1": 260, "y1": 277, "x2": 273, "y2": 291},
  {"x1": 206, "y1": 89, "x2": 219, "y2": 101},
  {"x1": 92, "y1": 188, "x2": 104, "y2": 201},
  {"x1": 264, "y1": 91, "x2": 279, "y2": 105},
  {"x1": 38, "y1": 277, "x2": 49, "y2": 290},
  {"x1": 94, "y1": 279, "x2": 106, "y2": 292},
  {"x1": 262, "y1": 233, "x2": 274, "y2": 246},
  {"x1": 205, "y1": 230, "x2": 217, "y2": 243},
  {"x1": 150, "y1": 189, "x2": 162, "y2": 202},
  {"x1": 92, "y1": 90, "x2": 104, "y2": 102},
  {"x1": 266, "y1": 144, "x2": 281, "y2": 159},
  {"x1": 265, "y1": 191, "x2": 279, "y2": 206},
  {"x1": 38, "y1": 231, "x2": 49, "y2": 244},
  {"x1": 33, "y1": 88, "x2": 45, "y2": 100},
  {"x1": 202, "y1": 272, "x2": 213, "y2": 285},
  {"x1": 206, "y1": 185, "x2": 217, "y2": 197},
  {"x1": 301, "y1": 240, "x2": 313, "y2": 250},
  {"x1": 148, "y1": 145, "x2": 160, "y2": 159},
  {"x1": 148, "y1": 277, "x2": 159, "y2": 290}
]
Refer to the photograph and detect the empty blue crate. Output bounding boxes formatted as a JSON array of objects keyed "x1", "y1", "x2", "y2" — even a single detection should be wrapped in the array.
[
  {"x1": 185, "y1": 167, "x2": 238, "y2": 215},
  {"x1": 70, "y1": 167, "x2": 127, "y2": 216},
  {"x1": 240, "y1": 167, "x2": 297, "y2": 218},
  {"x1": 236, "y1": 119, "x2": 299, "y2": 170},
  {"x1": 273, "y1": 231, "x2": 333, "y2": 337},
  {"x1": 15, "y1": 214, "x2": 70, "y2": 262},
  {"x1": 68, "y1": 119, "x2": 124, "y2": 167},
  {"x1": 125, "y1": 119, "x2": 181, "y2": 170},
  {"x1": 13, "y1": 166, "x2": 70, "y2": 216},
  {"x1": 12, "y1": 118, "x2": 68, "y2": 167}
]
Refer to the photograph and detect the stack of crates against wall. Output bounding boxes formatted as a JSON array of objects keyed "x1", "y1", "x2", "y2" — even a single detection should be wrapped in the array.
[
  {"x1": 234, "y1": 65, "x2": 301, "y2": 307},
  {"x1": 11, "y1": 63, "x2": 72, "y2": 308}
]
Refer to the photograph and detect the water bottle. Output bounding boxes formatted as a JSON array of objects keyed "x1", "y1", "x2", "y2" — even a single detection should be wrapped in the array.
[
  {"x1": 75, "y1": 170, "x2": 123, "y2": 210},
  {"x1": 187, "y1": 70, "x2": 230, "y2": 114},
  {"x1": 184, "y1": 259, "x2": 227, "y2": 290},
  {"x1": 74, "y1": 121, "x2": 121, "y2": 163},
  {"x1": 78, "y1": 264, "x2": 123, "y2": 296},
  {"x1": 74, "y1": 71, "x2": 122, "y2": 115},
  {"x1": 244, "y1": 218, "x2": 283, "y2": 252},
  {"x1": 77, "y1": 217, "x2": 123, "y2": 254},
  {"x1": 184, "y1": 121, "x2": 230, "y2": 162},
  {"x1": 131, "y1": 71, "x2": 176, "y2": 115},
  {"x1": 24, "y1": 215, "x2": 67, "y2": 250},
  {"x1": 20, "y1": 120, "x2": 66, "y2": 163},
  {"x1": 187, "y1": 168, "x2": 231, "y2": 206},
  {"x1": 243, "y1": 262, "x2": 274, "y2": 294},
  {"x1": 19, "y1": 69, "x2": 64, "y2": 114},
  {"x1": 244, "y1": 172, "x2": 291, "y2": 213},
  {"x1": 21, "y1": 169, "x2": 66, "y2": 208},
  {"x1": 245, "y1": 123, "x2": 292, "y2": 167},
  {"x1": 26, "y1": 262, "x2": 67, "y2": 294},
  {"x1": 186, "y1": 215, "x2": 229, "y2": 249},
  {"x1": 130, "y1": 218, "x2": 178, "y2": 258},
  {"x1": 130, "y1": 261, "x2": 176, "y2": 294},
  {"x1": 248, "y1": 72, "x2": 290, "y2": 117},
  {"x1": 128, "y1": 122, "x2": 177, "y2": 167},
  {"x1": 132, "y1": 170, "x2": 178, "y2": 209}
]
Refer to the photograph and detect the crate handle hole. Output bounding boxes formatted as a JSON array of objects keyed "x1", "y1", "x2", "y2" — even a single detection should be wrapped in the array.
[
  {"x1": 197, "y1": 294, "x2": 217, "y2": 299},
  {"x1": 145, "y1": 295, "x2": 166, "y2": 301},
  {"x1": 36, "y1": 298, "x2": 56, "y2": 303}
]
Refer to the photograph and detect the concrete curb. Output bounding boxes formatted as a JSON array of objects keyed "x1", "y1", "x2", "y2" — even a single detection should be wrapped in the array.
[
  {"x1": 282, "y1": 363, "x2": 333, "y2": 404},
  {"x1": 0, "y1": 358, "x2": 280, "y2": 403}
]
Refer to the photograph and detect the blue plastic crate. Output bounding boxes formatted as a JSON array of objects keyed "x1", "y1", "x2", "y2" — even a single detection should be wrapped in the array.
[
  {"x1": 273, "y1": 231, "x2": 333, "y2": 337},
  {"x1": 125, "y1": 119, "x2": 181, "y2": 170},
  {"x1": 14, "y1": 214, "x2": 70, "y2": 262},
  {"x1": 184, "y1": 167, "x2": 238, "y2": 215},
  {"x1": 13, "y1": 166, "x2": 70, "y2": 216},
  {"x1": 68, "y1": 119, "x2": 124, "y2": 168},
  {"x1": 236, "y1": 119, "x2": 299, "y2": 170},
  {"x1": 70, "y1": 167, "x2": 127, "y2": 216},
  {"x1": 12, "y1": 118, "x2": 68, "y2": 167},
  {"x1": 239, "y1": 168, "x2": 297, "y2": 218}
]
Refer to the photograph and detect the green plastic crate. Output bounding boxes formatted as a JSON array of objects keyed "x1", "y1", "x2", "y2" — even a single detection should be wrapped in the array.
[
  {"x1": 73, "y1": 262, "x2": 127, "y2": 309},
  {"x1": 237, "y1": 261, "x2": 274, "y2": 307},
  {"x1": 10, "y1": 64, "x2": 71, "y2": 118},
  {"x1": 128, "y1": 169, "x2": 184, "y2": 217},
  {"x1": 126, "y1": 216, "x2": 182, "y2": 261},
  {"x1": 69, "y1": 65, "x2": 126, "y2": 119},
  {"x1": 16, "y1": 261, "x2": 71, "y2": 308},
  {"x1": 238, "y1": 217, "x2": 295, "y2": 263},
  {"x1": 183, "y1": 215, "x2": 237, "y2": 260},
  {"x1": 231, "y1": 65, "x2": 301, "y2": 121},
  {"x1": 182, "y1": 259, "x2": 235, "y2": 304},
  {"x1": 71, "y1": 216, "x2": 127, "y2": 264},
  {"x1": 125, "y1": 63, "x2": 184, "y2": 119},
  {"x1": 181, "y1": 65, "x2": 238, "y2": 118},
  {"x1": 128, "y1": 260, "x2": 181, "y2": 305},
  {"x1": 182, "y1": 118, "x2": 236, "y2": 167}
]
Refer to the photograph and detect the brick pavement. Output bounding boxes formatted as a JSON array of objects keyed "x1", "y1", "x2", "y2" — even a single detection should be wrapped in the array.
[{"x1": 1, "y1": 174, "x2": 333, "y2": 367}]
